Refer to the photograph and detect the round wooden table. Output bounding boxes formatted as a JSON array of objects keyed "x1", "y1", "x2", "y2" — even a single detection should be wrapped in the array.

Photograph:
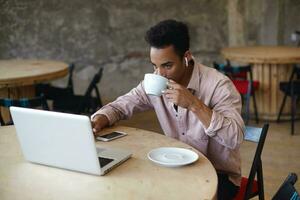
[
  {"x1": 0, "y1": 59, "x2": 68, "y2": 122},
  {"x1": 0, "y1": 59, "x2": 68, "y2": 88},
  {"x1": 221, "y1": 46, "x2": 300, "y2": 120},
  {"x1": 0, "y1": 125, "x2": 218, "y2": 200}
]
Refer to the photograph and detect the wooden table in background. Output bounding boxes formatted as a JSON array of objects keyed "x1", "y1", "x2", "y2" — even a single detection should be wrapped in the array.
[
  {"x1": 221, "y1": 46, "x2": 300, "y2": 120},
  {"x1": 0, "y1": 59, "x2": 68, "y2": 122},
  {"x1": 0, "y1": 125, "x2": 217, "y2": 200}
]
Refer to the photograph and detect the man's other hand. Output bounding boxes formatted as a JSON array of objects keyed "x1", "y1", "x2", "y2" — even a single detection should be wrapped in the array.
[
  {"x1": 163, "y1": 80, "x2": 196, "y2": 109},
  {"x1": 91, "y1": 114, "x2": 109, "y2": 136}
]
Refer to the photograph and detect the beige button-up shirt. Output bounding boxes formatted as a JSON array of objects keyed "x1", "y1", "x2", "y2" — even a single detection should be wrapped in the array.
[{"x1": 93, "y1": 63, "x2": 244, "y2": 186}]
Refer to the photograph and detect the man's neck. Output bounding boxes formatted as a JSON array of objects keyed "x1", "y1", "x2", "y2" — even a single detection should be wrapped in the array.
[{"x1": 180, "y1": 64, "x2": 194, "y2": 87}]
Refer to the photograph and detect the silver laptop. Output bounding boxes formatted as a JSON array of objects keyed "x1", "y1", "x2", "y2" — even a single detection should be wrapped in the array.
[{"x1": 10, "y1": 106, "x2": 132, "y2": 175}]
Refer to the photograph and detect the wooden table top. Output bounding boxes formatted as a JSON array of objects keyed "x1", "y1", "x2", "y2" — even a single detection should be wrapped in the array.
[
  {"x1": 221, "y1": 46, "x2": 300, "y2": 64},
  {"x1": 0, "y1": 59, "x2": 68, "y2": 88},
  {"x1": 0, "y1": 125, "x2": 217, "y2": 200}
]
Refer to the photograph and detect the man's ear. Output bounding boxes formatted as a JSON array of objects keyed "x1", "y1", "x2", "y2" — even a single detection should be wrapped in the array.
[{"x1": 184, "y1": 50, "x2": 193, "y2": 62}]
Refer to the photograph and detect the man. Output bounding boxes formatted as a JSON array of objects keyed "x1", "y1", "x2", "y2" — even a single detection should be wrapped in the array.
[{"x1": 92, "y1": 19, "x2": 244, "y2": 199}]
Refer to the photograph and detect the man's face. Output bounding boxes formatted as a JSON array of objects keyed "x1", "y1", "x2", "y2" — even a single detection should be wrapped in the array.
[{"x1": 150, "y1": 45, "x2": 186, "y2": 83}]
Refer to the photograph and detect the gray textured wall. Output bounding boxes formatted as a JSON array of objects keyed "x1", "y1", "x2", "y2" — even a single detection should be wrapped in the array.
[{"x1": 1, "y1": 0, "x2": 300, "y2": 101}]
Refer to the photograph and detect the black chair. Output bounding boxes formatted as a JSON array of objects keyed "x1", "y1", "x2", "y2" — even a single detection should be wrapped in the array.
[
  {"x1": 272, "y1": 173, "x2": 299, "y2": 200},
  {"x1": 234, "y1": 124, "x2": 269, "y2": 200},
  {"x1": 36, "y1": 63, "x2": 75, "y2": 102},
  {"x1": 213, "y1": 61, "x2": 259, "y2": 124},
  {"x1": 0, "y1": 94, "x2": 49, "y2": 126},
  {"x1": 277, "y1": 65, "x2": 300, "y2": 135},
  {"x1": 276, "y1": 30, "x2": 300, "y2": 135},
  {"x1": 51, "y1": 67, "x2": 103, "y2": 114}
]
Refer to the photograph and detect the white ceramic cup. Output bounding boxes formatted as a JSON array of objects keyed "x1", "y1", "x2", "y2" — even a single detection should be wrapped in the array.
[{"x1": 144, "y1": 73, "x2": 168, "y2": 96}]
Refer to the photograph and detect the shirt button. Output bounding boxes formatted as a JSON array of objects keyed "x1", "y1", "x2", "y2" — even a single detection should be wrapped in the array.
[
  {"x1": 176, "y1": 114, "x2": 178, "y2": 117},
  {"x1": 182, "y1": 132, "x2": 185, "y2": 135}
]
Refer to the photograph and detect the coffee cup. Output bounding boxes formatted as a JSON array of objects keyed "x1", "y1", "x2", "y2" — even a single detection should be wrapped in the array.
[{"x1": 143, "y1": 73, "x2": 168, "y2": 96}]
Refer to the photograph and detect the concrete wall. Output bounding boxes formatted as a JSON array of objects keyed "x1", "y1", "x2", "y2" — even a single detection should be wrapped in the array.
[{"x1": 1, "y1": 0, "x2": 300, "y2": 101}]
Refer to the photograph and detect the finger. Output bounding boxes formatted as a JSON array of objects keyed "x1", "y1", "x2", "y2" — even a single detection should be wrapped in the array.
[
  {"x1": 92, "y1": 122, "x2": 102, "y2": 135},
  {"x1": 165, "y1": 95, "x2": 178, "y2": 106},
  {"x1": 162, "y1": 88, "x2": 176, "y2": 95},
  {"x1": 92, "y1": 127, "x2": 99, "y2": 135},
  {"x1": 91, "y1": 119, "x2": 98, "y2": 134},
  {"x1": 91, "y1": 122, "x2": 97, "y2": 134},
  {"x1": 167, "y1": 80, "x2": 180, "y2": 90},
  {"x1": 91, "y1": 118, "x2": 97, "y2": 128},
  {"x1": 168, "y1": 79, "x2": 179, "y2": 85},
  {"x1": 166, "y1": 82, "x2": 176, "y2": 90},
  {"x1": 167, "y1": 84, "x2": 174, "y2": 90},
  {"x1": 165, "y1": 95, "x2": 173, "y2": 101},
  {"x1": 165, "y1": 93, "x2": 176, "y2": 100}
]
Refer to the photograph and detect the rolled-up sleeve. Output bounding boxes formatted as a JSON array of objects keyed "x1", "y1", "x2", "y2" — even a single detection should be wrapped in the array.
[
  {"x1": 204, "y1": 78, "x2": 245, "y2": 149},
  {"x1": 91, "y1": 82, "x2": 153, "y2": 125}
]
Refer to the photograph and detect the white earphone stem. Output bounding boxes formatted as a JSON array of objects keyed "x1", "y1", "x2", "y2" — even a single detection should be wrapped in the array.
[{"x1": 185, "y1": 57, "x2": 188, "y2": 67}]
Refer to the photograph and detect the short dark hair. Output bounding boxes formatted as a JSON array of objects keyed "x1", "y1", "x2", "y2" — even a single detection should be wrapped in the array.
[{"x1": 145, "y1": 19, "x2": 190, "y2": 58}]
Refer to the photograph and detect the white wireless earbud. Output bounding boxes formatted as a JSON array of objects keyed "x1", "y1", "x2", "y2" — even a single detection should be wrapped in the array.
[{"x1": 185, "y1": 57, "x2": 188, "y2": 67}]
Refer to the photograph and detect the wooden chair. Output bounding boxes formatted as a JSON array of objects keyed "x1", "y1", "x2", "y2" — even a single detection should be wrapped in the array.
[
  {"x1": 234, "y1": 124, "x2": 269, "y2": 200},
  {"x1": 272, "y1": 173, "x2": 298, "y2": 200},
  {"x1": 0, "y1": 94, "x2": 49, "y2": 126},
  {"x1": 213, "y1": 61, "x2": 259, "y2": 124}
]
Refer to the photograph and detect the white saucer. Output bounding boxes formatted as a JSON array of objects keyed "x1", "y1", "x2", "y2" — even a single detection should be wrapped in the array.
[{"x1": 147, "y1": 147, "x2": 199, "y2": 167}]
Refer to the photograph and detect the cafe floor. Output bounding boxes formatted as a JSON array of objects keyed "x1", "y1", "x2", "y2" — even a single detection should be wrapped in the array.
[{"x1": 116, "y1": 110, "x2": 300, "y2": 199}]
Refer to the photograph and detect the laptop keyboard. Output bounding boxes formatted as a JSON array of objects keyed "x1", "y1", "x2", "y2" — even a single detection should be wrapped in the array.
[{"x1": 98, "y1": 157, "x2": 114, "y2": 167}]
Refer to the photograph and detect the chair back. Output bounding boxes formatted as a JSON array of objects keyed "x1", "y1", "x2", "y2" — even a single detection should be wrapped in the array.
[
  {"x1": 281, "y1": 65, "x2": 300, "y2": 96},
  {"x1": 52, "y1": 67, "x2": 104, "y2": 115},
  {"x1": 288, "y1": 65, "x2": 300, "y2": 83},
  {"x1": 272, "y1": 173, "x2": 299, "y2": 200},
  {"x1": 213, "y1": 60, "x2": 253, "y2": 81},
  {"x1": 213, "y1": 61, "x2": 255, "y2": 96},
  {"x1": 78, "y1": 67, "x2": 103, "y2": 113},
  {"x1": 240, "y1": 124, "x2": 269, "y2": 199},
  {"x1": 36, "y1": 63, "x2": 75, "y2": 100},
  {"x1": 287, "y1": 29, "x2": 300, "y2": 79},
  {"x1": 0, "y1": 94, "x2": 49, "y2": 125},
  {"x1": 67, "y1": 63, "x2": 75, "y2": 94},
  {"x1": 295, "y1": 30, "x2": 300, "y2": 47}
]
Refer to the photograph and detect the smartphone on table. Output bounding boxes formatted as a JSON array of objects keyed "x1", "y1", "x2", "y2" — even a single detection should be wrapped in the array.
[{"x1": 96, "y1": 131, "x2": 127, "y2": 142}]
